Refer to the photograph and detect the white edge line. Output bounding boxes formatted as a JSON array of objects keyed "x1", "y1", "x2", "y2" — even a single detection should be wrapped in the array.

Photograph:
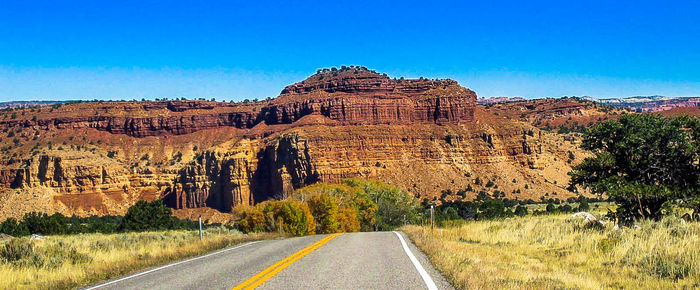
[
  {"x1": 84, "y1": 240, "x2": 261, "y2": 290},
  {"x1": 393, "y1": 231, "x2": 439, "y2": 290}
]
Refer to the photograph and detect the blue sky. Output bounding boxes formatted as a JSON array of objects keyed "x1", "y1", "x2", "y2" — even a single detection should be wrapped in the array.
[{"x1": 0, "y1": 0, "x2": 698, "y2": 101}]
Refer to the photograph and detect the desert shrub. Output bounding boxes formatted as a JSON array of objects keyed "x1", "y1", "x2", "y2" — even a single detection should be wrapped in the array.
[
  {"x1": 0, "y1": 238, "x2": 91, "y2": 269},
  {"x1": 0, "y1": 239, "x2": 34, "y2": 264},
  {"x1": 639, "y1": 253, "x2": 692, "y2": 280},
  {"x1": 597, "y1": 237, "x2": 620, "y2": 253},
  {"x1": 514, "y1": 205, "x2": 528, "y2": 217}
]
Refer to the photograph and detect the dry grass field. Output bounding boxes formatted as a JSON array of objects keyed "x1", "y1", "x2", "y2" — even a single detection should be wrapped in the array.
[
  {"x1": 0, "y1": 228, "x2": 277, "y2": 289},
  {"x1": 403, "y1": 213, "x2": 700, "y2": 289}
]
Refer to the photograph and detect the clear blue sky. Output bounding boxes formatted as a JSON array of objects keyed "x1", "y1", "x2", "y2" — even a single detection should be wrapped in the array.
[{"x1": 1, "y1": 0, "x2": 698, "y2": 101}]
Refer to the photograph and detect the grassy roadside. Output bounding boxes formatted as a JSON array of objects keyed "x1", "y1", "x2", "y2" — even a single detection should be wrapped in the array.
[
  {"x1": 402, "y1": 214, "x2": 700, "y2": 289},
  {"x1": 0, "y1": 227, "x2": 279, "y2": 289}
]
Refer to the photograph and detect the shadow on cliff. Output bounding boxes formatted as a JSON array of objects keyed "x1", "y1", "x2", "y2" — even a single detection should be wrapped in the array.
[
  {"x1": 162, "y1": 135, "x2": 319, "y2": 213},
  {"x1": 251, "y1": 135, "x2": 319, "y2": 203}
]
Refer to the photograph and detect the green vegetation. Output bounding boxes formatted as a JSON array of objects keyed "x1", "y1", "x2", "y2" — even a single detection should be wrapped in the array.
[
  {"x1": 237, "y1": 199, "x2": 314, "y2": 236},
  {"x1": 429, "y1": 191, "x2": 602, "y2": 226},
  {"x1": 236, "y1": 178, "x2": 419, "y2": 235},
  {"x1": 1, "y1": 200, "x2": 208, "y2": 237},
  {"x1": 569, "y1": 114, "x2": 700, "y2": 224}
]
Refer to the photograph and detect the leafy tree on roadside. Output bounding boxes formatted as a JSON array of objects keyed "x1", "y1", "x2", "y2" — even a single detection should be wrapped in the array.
[
  {"x1": 569, "y1": 114, "x2": 700, "y2": 224},
  {"x1": 257, "y1": 199, "x2": 315, "y2": 236},
  {"x1": 237, "y1": 206, "x2": 266, "y2": 233},
  {"x1": 119, "y1": 200, "x2": 176, "y2": 232},
  {"x1": 294, "y1": 182, "x2": 376, "y2": 231},
  {"x1": 307, "y1": 193, "x2": 339, "y2": 234},
  {"x1": 344, "y1": 179, "x2": 420, "y2": 230},
  {"x1": 336, "y1": 206, "x2": 361, "y2": 232},
  {"x1": 22, "y1": 212, "x2": 67, "y2": 235}
]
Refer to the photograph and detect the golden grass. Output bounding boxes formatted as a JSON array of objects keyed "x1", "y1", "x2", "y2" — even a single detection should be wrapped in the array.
[
  {"x1": 0, "y1": 228, "x2": 278, "y2": 289},
  {"x1": 402, "y1": 214, "x2": 700, "y2": 289}
]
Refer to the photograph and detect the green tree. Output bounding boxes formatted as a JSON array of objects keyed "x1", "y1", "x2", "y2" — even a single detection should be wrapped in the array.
[
  {"x1": 577, "y1": 200, "x2": 590, "y2": 212},
  {"x1": 0, "y1": 217, "x2": 29, "y2": 236},
  {"x1": 514, "y1": 205, "x2": 528, "y2": 217},
  {"x1": 119, "y1": 200, "x2": 176, "y2": 232},
  {"x1": 237, "y1": 206, "x2": 266, "y2": 233},
  {"x1": 21, "y1": 212, "x2": 67, "y2": 235},
  {"x1": 307, "y1": 193, "x2": 339, "y2": 234},
  {"x1": 478, "y1": 199, "x2": 513, "y2": 219},
  {"x1": 344, "y1": 179, "x2": 419, "y2": 230},
  {"x1": 259, "y1": 199, "x2": 315, "y2": 236},
  {"x1": 293, "y1": 182, "x2": 375, "y2": 231},
  {"x1": 569, "y1": 114, "x2": 699, "y2": 223}
]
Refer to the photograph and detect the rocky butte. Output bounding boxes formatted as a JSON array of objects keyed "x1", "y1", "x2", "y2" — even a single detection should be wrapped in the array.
[{"x1": 0, "y1": 66, "x2": 587, "y2": 221}]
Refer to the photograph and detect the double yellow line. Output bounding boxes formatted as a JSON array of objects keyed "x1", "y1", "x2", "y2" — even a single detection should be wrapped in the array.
[{"x1": 232, "y1": 233, "x2": 342, "y2": 290}]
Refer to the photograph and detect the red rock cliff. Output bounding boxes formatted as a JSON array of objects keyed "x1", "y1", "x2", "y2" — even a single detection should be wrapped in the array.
[
  {"x1": 0, "y1": 67, "x2": 584, "y2": 220},
  {"x1": 0, "y1": 67, "x2": 476, "y2": 137}
]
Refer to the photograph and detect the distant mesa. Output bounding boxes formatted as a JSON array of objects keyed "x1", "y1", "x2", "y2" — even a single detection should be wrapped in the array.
[{"x1": 477, "y1": 97, "x2": 526, "y2": 105}]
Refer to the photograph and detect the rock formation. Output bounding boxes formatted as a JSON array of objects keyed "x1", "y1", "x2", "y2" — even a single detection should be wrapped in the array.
[{"x1": 0, "y1": 66, "x2": 588, "y2": 220}]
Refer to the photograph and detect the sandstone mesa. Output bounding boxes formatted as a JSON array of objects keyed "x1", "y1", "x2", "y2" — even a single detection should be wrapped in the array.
[{"x1": 0, "y1": 67, "x2": 598, "y2": 221}]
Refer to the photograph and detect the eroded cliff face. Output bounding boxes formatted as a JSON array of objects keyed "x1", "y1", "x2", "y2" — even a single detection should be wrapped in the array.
[
  {"x1": 0, "y1": 67, "x2": 587, "y2": 220},
  {"x1": 162, "y1": 134, "x2": 319, "y2": 212}
]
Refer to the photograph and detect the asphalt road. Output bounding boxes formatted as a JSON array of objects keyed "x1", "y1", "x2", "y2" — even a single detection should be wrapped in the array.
[{"x1": 86, "y1": 231, "x2": 453, "y2": 290}]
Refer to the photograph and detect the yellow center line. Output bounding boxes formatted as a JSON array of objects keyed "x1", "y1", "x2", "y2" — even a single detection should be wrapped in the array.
[{"x1": 232, "y1": 233, "x2": 342, "y2": 290}]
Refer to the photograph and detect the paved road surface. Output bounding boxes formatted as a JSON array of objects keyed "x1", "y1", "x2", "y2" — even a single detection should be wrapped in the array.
[{"x1": 86, "y1": 231, "x2": 453, "y2": 290}]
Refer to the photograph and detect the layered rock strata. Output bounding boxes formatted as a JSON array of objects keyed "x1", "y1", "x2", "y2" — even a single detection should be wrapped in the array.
[{"x1": 0, "y1": 67, "x2": 584, "y2": 220}]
